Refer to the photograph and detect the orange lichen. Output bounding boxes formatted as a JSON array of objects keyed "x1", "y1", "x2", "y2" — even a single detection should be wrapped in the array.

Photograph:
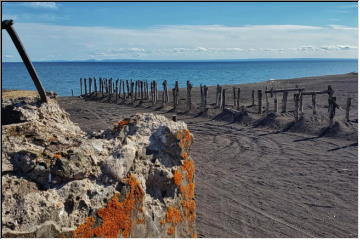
[
  {"x1": 118, "y1": 119, "x2": 130, "y2": 127},
  {"x1": 73, "y1": 175, "x2": 144, "y2": 238},
  {"x1": 179, "y1": 183, "x2": 195, "y2": 200},
  {"x1": 181, "y1": 159, "x2": 195, "y2": 183},
  {"x1": 192, "y1": 232, "x2": 198, "y2": 238},
  {"x1": 113, "y1": 118, "x2": 131, "y2": 131},
  {"x1": 136, "y1": 218, "x2": 145, "y2": 224},
  {"x1": 176, "y1": 129, "x2": 193, "y2": 151},
  {"x1": 181, "y1": 200, "x2": 196, "y2": 222},
  {"x1": 173, "y1": 169, "x2": 183, "y2": 186},
  {"x1": 166, "y1": 206, "x2": 182, "y2": 225},
  {"x1": 167, "y1": 226, "x2": 175, "y2": 236},
  {"x1": 159, "y1": 129, "x2": 197, "y2": 237},
  {"x1": 53, "y1": 153, "x2": 62, "y2": 159}
]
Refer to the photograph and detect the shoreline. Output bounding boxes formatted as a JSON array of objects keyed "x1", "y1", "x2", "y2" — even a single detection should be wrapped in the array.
[
  {"x1": 59, "y1": 72, "x2": 358, "y2": 141},
  {"x1": 56, "y1": 71, "x2": 358, "y2": 237}
]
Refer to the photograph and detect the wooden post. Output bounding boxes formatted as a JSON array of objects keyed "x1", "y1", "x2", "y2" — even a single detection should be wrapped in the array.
[
  {"x1": 162, "y1": 80, "x2": 167, "y2": 104},
  {"x1": 329, "y1": 97, "x2": 338, "y2": 127},
  {"x1": 172, "y1": 88, "x2": 177, "y2": 110},
  {"x1": 174, "y1": 81, "x2": 179, "y2": 105},
  {"x1": 282, "y1": 91, "x2": 288, "y2": 113},
  {"x1": 186, "y1": 81, "x2": 192, "y2": 111},
  {"x1": 89, "y1": 78, "x2": 92, "y2": 94},
  {"x1": 80, "y1": 78, "x2": 83, "y2": 95},
  {"x1": 134, "y1": 80, "x2": 138, "y2": 100},
  {"x1": 312, "y1": 94, "x2": 317, "y2": 115},
  {"x1": 252, "y1": 90, "x2": 255, "y2": 106},
  {"x1": 204, "y1": 85, "x2": 208, "y2": 111},
  {"x1": 233, "y1": 87, "x2": 236, "y2": 107},
  {"x1": 94, "y1": 77, "x2": 97, "y2": 93},
  {"x1": 299, "y1": 89, "x2": 303, "y2": 116},
  {"x1": 71, "y1": 89, "x2": 74, "y2": 96},
  {"x1": 163, "y1": 80, "x2": 168, "y2": 103},
  {"x1": 130, "y1": 81, "x2": 134, "y2": 103},
  {"x1": 200, "y1": 84, "x2": 204, "y2": 109},
  {"x1": 274, "y1": 93, "x2": 278, "y2": 113},
  {"x1": 139, "y1": 81, "x2": 142, "y2": 99},
  {"x1": 115, "y1": 79, "x2": 119, "y2": 101},
  {"x1": 258, "y1": 90, "x2": 262, "y2": 114},
  {"x1": 155, "y1": 81, "x2": 158, "y2": 103},
  {"x1": 221, "y1": 89, "x2": 226, "y2": 110},
  {"x1": 346, "y1": 97, "x2": 351, "y2": 121},
  {"x1": 236, "y1": 88, "x2": 240, "y2": 109},
  {"x1": 265, "y1": 87, "x2": 269, "y2": 113},
  {"x1": 84, "y1": 77, "x2": 87, "y2": 95},
  {"x1": 126, "y1": 80, "x2": 129, "y2": 98},
  {"x1": 328, "y1": 85, "x2": 334, "y2": 113},
  {"x1": 294, "y1": 93, "x2": 299, "y2": 121},
  {"x1": 215, "y1": 85, "x2": 219, "y2": 107}
]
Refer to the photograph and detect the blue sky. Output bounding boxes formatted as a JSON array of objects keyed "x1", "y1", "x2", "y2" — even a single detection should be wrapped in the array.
[{"x1": 2, "y1": 2, "x2": 358, "y2": 61}]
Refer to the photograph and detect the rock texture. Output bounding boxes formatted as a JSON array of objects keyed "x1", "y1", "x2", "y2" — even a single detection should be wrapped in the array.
[{"x1": 2, "y1": 94, "x2": 196, "y2": 238}]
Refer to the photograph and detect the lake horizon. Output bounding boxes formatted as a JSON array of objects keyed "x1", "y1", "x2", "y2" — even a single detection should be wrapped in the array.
[{"x1": 2, "y1": 58, "x2": 358, "y2": 96}]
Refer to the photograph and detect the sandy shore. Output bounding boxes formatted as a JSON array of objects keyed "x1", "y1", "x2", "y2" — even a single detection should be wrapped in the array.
[{"x1": 58, "y1": 73, "x2": 358, "y2": 237}]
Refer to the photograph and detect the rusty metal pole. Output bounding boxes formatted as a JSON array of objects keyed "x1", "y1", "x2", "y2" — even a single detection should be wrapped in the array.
[{"x1": 2, "y1": 19, "x2": 48, "y2": 103}]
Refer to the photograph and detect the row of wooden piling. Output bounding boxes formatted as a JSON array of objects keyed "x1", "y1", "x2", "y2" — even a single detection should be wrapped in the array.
[{"x1": 79, "y1": 78, "x2": 352, "y2": 125}]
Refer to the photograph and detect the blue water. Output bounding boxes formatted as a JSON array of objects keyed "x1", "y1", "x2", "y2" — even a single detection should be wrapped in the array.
[{"x1": 2, "y1": 59, "x2": 357, "y2": 96}]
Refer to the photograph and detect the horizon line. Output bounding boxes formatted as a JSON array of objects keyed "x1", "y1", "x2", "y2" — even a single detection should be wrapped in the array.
[{"x1": 3, "y1": 57, "x2": 358, "y2": 63}]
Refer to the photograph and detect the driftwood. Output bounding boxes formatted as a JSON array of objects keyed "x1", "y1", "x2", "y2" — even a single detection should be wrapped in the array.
[{"x1": 346, "y1": 97, "x2": 351, "y2": 121}]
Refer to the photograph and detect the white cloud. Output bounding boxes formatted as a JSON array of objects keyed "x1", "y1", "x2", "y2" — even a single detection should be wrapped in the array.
[
  {"x1": 23, "y1": 2, "x2": 58, "y2": 10},
  {"x1": 2, "y1": 23, "x2": 357, "y2": 61},
  {"x1": 328, "y1": 25, "x2": 357, "y2": 30},
  {"x1": 3, "y1": 15, "x2": 17, "y2": 20}
]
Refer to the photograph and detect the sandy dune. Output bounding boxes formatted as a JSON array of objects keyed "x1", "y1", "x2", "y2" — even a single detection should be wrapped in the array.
[{"x1": 58, "y1": 73, "x2": 358, "y2": 237}]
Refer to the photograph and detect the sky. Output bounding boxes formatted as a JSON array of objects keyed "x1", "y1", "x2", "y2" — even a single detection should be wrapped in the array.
[{"x1": 2, "y1": 2, "x2": 358, "y2": 61}]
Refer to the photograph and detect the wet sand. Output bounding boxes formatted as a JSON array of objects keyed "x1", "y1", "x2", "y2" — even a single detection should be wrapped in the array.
[{"x1": 58, "y1": 73, "x2": 358, "y2": 237}]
